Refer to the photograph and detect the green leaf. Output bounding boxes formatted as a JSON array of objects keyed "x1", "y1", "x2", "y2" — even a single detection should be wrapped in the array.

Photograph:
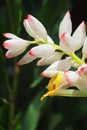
[
  {"x1": 30, "y1": 77, "x2": 43, "y2": 88},
  {"x1": 39, "y1": 0, "x2": 70, "y2": 28},
  {"x1": 5, "y1": 0, "x2": 22, "y2": 34},
  {"x1": 21, "y1": 91, "x2": 46, "y2": 130},
  {"x1": 0, "y1": 48, "x2": 9, "y2": 98}
]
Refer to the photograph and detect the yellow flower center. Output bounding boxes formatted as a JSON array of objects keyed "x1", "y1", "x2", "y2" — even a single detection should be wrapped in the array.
[{"x1": 41, "y1": 73, "x2": 63, "y2": 100}]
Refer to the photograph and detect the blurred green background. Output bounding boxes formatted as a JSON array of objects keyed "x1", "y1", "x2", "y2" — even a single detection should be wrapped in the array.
[{"x1": 1, "y1": 0, "x2": 87, "y2": 130}]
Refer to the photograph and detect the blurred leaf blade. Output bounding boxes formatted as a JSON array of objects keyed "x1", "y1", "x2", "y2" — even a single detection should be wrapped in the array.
[
  {"x1": 39, "y1": 0, "x2": 70, "y2": 28},
  {"x1": 0, "y1": 48, "x2": 9, "y2": 98},
  {"x1": 5, "y1": 0, "x2": 22, "y2": 34},
  {"x1": 21, "y1": 91, "x2": 46, "y2": 130}
]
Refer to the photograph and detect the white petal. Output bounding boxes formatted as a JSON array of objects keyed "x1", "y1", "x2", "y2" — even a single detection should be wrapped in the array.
[
  {"x1": 72, "y1": 21, "x2": 86, "y2": 50},
  {"x1": 47, "y1": 35, "x2": 54, "y2": 43},
  {"x1": 23, "y1": 19, "x2": 36, "y2": 38},
  {"x1": 5, "y1": 47, "x2": 26, "y2": 58},
  {"x1": 3, "y1": 33, "x2": 18, "y2": 39},
  {"x1": 29, "y1": 44, "x2": 55, "y2": 57},
  {"x1": 37, "y1": 52, "x2": 63, "y2": 66},
  {"x1": 59, "y1": 11, "x2": 72, "y2": 38},
  {"x1": 3, "y1": 37, "x2": 30, "y2": 58},
  {"x1": 66, "y1": 71, "x2": 87, "y2": 90},
  {"x1": 77, "y1": 64, "x2": 87, "y2": 76},
  {"x1": 26, "y1": 14, "x2": 47, "y2": 40},
  {"x1": 41, "y1": 57, "x2": 72, "y2": 77},
  {"x1": 60, "y1": 32, "x2": 74, "y2": 52},
  {"x1": 82, "y1": 37, "x2": 87, "y2": 59},
  {"x1": 17, "y1": 53, "x2": 36, "y2": 65},
  {"x1": 60, "y1": 31, "x2": 84, "y2": 52},
  {"x1": 3, "y1": 39, "x2": 29, "y2": 49},
  {"x1": 40, "y1": 70, "x2": 61, "y2": 78}
]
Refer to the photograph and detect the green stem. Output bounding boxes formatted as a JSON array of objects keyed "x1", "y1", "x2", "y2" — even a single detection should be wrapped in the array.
[
  {"x1": 8, "y1": 89, "x2": 15, "y2": 130},
  {"x1": 38, "y1": 40, "x2": 84, "y2": 65},
  {"x1": 55, "y1": 89, "x2": 87, "y2": 97},
  {"x1": 8, "y1": 60, "x2": 19, "y2": 130},
  {"x1": 69, "y1": 53, "x2": 84, "y2": 65}
]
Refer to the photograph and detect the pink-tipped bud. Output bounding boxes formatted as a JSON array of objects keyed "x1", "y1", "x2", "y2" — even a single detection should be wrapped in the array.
[
  {"x1": 28, "y1": 50, "x2": 35, "y2": 56},
  {"x1": 81, "y1": 21, "x2": 85, "y2": 27},
  {"x1": 40, "y1": 72, "x2": 44, "y2": 77},
  {"x1": 61, "y1": 32, "x2": 66, "y2": 40},
  {"x1": 27, "y1": 14, "x2": 33, "y2": 22},
  {"x1": 67, "y1": 10, "x2": 70, "y2": 18}
]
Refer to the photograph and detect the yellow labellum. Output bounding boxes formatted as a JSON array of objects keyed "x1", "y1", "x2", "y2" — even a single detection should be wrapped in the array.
[{"x1": 41, "y1": 73, "x2": 63, "y2": 100}]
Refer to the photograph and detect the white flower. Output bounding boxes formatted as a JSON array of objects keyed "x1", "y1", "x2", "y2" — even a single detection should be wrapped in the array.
[
  {"x1": 3, "y1": 33, "x2": 30, "y2": 58},
  {"x1": 59, "y1": 11, "x2": 86, "y2": 53}
]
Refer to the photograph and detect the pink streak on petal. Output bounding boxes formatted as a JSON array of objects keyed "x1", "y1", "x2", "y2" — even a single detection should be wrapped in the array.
[
  {"x1": 64, "y1": 71, "x2": 71, "y2": 84},
  {"x1": 61, "y1": 32, "x2": 66, "y2": 40},
  {"x1": 77, "y1": 67, "x2": 86, "y2": 76}
]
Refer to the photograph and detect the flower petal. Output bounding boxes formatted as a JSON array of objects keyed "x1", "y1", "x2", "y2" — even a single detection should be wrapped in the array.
[
  {"x1": 37, "y1": 52, "x2": 63, "y2": 66},
  {"x1": 59, "y1": 11, "x2": 72, "y2": 38},
  {"x1": 26, "y1": 14, "x2": 47, "y2": 40},
  {"x1": 23, "y1": 19, "x2": 36, "y2": 38},
  {"x1": 60, "y1": 32, "x2": 74, "y2": 52},
  {"x1": 29, "y1": 44, "x2": 55, "y2": 58},
  {"x1": 60, "y1": 26, "x2": 85, "y2": 53},
  {"x1": 3, "y1": 39, "x2": 29, "y2": 49},
  {"x1": 82, "y1": 37, "x2": 87, "y2": 59},
  {"x1": 5, "y1": 47, "x2": 26, "y2": 58},
  {"x1": 66, "y1": 71, "x2": 87, "y2": 90},
  {"x1": 72, "y1": 21, "x2": 86, "y2": 50},
  {"x1": 77, "y1": 64, "x2": 87, "y2": 76},
  {"x1": 17, "y1": 53, "x2": 36, "y2": 65},
  {"x1": 3, "y1": 33, "x2": 18, "y2": 39},
  {"x1": 41, "y1": 57, "x2": 72, "y2": 77},
  {"x1": 47, "y1": 35, "x2": 54, "y2": 43}
]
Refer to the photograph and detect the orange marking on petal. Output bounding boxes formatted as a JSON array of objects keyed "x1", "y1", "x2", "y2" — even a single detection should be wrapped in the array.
[{"x1": 52, "y1": 84, "x2": 56, "y2": 90}]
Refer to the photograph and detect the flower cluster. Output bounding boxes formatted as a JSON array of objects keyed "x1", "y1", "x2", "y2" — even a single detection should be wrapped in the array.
[{"x1": 3, "y1": 11, "x2": 87, "y2": 100}]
